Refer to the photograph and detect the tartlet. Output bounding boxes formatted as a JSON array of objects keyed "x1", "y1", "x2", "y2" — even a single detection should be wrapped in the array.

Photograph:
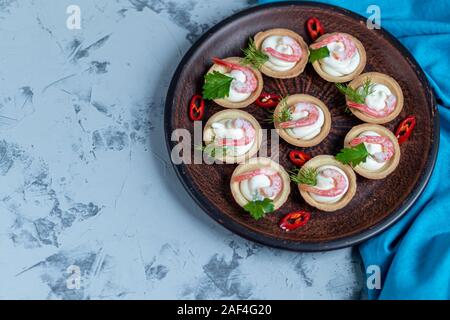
[
  {"x1": 344, "y1": 72, "x2": 404, "y2": 124},
  {"x1": 296, "y1": 155, "x2": 357, "y2": 212},
  {"x1": 273, "y1": 94, "x2": 331, "y2": 147},
  {"x1": 205, "y1": 57, "x2": 263, "y2": 108},
  {"x1": 343, "y1": 124, "x2": 401, "y2": 179},
  {"x1": 230, "y1": 157, "x2": 291, "y2": 210},
  {"x1": 310, "y1": 32, "x2": 366, "y2": 83},
  {"x1": 253, "y1": 28, "x2": 309, "y2": 79},
  {"x1": 203, "y1": 109, "x2": 262, "y2": 164}
]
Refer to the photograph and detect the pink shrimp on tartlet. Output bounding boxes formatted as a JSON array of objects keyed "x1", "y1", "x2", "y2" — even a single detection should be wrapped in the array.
[
  {"x1": 350, "y1": 135, "x2": 394, "y2": 163},
  {"x1": 264, "y1": 36, "x2": 302, "y2": 62},
  {"x1": 310, "y1": 33, "x2": 357, "y2": 60},
  {"x1": 233, "y1": 168, "x2": 283, "y2": 199},
  {"x1": 300, "y1": 168, "x2": 348, "y2": 197},
  {"x1": 279, "y1": 102, "x2": 320, "y2": 129},
  {"x1": 216, "y1": 118, "x2": 256, "y2": 147},
  {"x1": 212, "y1": 58, "x2": 257, "y2": 94},
  {"x1": 347, "y1": 95, "x2": 396, "y2": 118}
]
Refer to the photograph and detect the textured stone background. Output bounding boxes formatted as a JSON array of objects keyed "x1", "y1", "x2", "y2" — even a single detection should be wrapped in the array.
[{"x1": 0, "y1": 0, "x2": 364, "y2": 299}]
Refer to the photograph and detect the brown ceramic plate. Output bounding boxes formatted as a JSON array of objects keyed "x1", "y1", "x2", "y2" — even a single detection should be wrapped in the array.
[{"x1": 164, "y1": 1, "x2": 439, "y2": 251}]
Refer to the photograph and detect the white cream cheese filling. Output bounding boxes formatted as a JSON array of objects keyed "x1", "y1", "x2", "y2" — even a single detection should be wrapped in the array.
[
  {"x1": 286, "y1": 104, "x2": 324, "y2": 140},
  {"x1": 319, "y1": 41, "x2": 360, "y2": 77},
  {"x1": 240, "y1": 174, "x2": 273, "y2": 201},
  {"x1": 261, "y1": 35, "x2": 298, "y2": 72},
  {"x1": 356, "y1": 131, "x2": 387, "y2": 171},
  {"x1": 223, "y1": 70, "x2": 252, "y2": 102},
  {"x1": 359, "y1": 84, "x2": 393, "y2": 111},
  {"x1": 309, "y1": 165, "x2": 349, "y2": 204},
  {"x1": 207, "y1": 119, "x2": 255, "y2": 156}
]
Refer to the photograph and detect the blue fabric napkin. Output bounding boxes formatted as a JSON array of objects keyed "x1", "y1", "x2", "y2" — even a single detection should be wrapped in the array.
[{"x1": 260, "y1": 0, "x2": 450, "y2": 299}]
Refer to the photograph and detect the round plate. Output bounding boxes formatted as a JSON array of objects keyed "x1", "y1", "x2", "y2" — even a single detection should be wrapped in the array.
[{"x1": 164, "y1": 1, "x2": 439, "y2": 251}]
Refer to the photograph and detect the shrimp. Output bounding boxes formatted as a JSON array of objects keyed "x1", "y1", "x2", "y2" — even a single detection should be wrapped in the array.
[
  {"x1": 216, "y1": 118, "x2": 255, "y2": 147},
  {"x1": 264, "y1": 36, "x2": 302, "y2": 62},
  {"x1": 279, "y1": 103, "x2": 319, "y2": 129},
  {"x1": 300, "y1": 168, "x2": 348, "y2": 197},
  {"x1": 349, "y1": 135, "x2": 394, "y2": 162},
  {"x1": 212, "y1": 58, "x2": 257, "y2": 94},
  {"x1": 347, "y1": 95, "x2": 396, "y2": 118},
  {"x1": 310, "y1": 33, "x2": 356, "y2": 61},
  {"x1": 233, "y1": 168, "x2": 283, "y2": 198},
  {"x1": 261, "y1": 174, "x2": 282, "y2": 198}
]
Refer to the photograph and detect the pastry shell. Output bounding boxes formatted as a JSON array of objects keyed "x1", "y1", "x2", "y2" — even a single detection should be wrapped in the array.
[
  {"x1": 274, "y1": 94, "x2": 331, "y2": 147},
  {"x1": 298, "y1": 155, "x2": 357, "y2": 212},
  {"x1": 310, "y1": 32, "x2": 366, "y2": 83},
  {"x1": 230, "y1": 157, "x2": 291, "y2": 210},
  {"x1": 343, "y1": 123, "x2": 401, "y2": 179},
  {"x1": 346, "y1": 72, "x2": 404, "y2": 124},
  {"x1": 206, "y1": 57, "x2": 263, "y2": 109},
  {"x1": 253, "y1": 28, "x2": 309, "y2": 79},
  {"x1": 203, "y1": 109, "x2": 262, "y2": 164}
]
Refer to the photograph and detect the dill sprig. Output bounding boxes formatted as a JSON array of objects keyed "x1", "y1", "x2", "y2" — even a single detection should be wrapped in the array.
[
  {"x1": 289, "y1": 167, "x2": 318, "y2": 186},
  {"x1": 267, "y1": 96, "x2": 292, "y2": 123},
  {"x1": 335, "y1": 78, "x2": 374, "y2": 104},
  {"x1": 195, "y1": 144, "x2": 228, "y2": 158},
  {"x1": 242, "y1": 38, "x2": 269, "y2": 69}
]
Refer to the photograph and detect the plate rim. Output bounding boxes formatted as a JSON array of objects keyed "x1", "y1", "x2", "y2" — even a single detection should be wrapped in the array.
[{"x1": 164, "y1": 1, "x2": 440, "y2": 251}]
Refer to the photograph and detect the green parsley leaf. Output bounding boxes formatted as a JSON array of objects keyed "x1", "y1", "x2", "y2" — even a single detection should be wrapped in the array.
[
  {"x1": 243, "y1": 198, "x2": 274, "y2": 220},
  {"x1": 242, "y1": 38, "x2": 269, "y2": 69},
  {"x1": 309, "y1": 47, "x2": 330, "y2": 63},
  {"x1": 289, "y1": 167, "x2": 318, "y2": 186},
  {"x1": 335, "y1": 143, "x2": 370, "y2": 167},
  {"x1": 335, "y1": 78, "x2": 374, "y2": 104},
  {"x1": 202, "y1": 71, "x2": 233, "y2": 100}
]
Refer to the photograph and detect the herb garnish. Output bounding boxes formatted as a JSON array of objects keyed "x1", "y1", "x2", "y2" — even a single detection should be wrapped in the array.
[
  {"x1": 267, "y1": 96, "x2": 291, "y2": 123},
  {"x1": 243, "y1": 198, "x2": 275, "y2": 220},
  {"x1": 309, "y1": 46, "x2": 330, "y2": 63},
  {"x1": 289, "y1": 167, "x2": 318, "y2": 186},
  {"x1": 242, "y1": 38, "x2": 269, "y2": 69},
  {"x1": 195, "y1": 144, "x2": 228, "y2": 158},
  {"x1": 335, "y1": 78, "x2": 373, "y2": 104},
  {"x1": 335, "y1": 143, "x2": 370, "y2": 167},
  {"x1": 202, "y1": 71, "x2": 233, "y2": 100}
]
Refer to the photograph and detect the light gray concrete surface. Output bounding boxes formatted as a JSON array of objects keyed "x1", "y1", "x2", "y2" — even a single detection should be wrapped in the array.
[{"x1": 0, "y1": 0, "x2": 364, "y2": 299}]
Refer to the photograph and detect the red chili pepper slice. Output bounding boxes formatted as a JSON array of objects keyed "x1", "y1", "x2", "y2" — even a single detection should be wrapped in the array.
[
  {"x1": 395, "y1": 115, "x2": 416, "y2": 144},
  {"x1": 306, "y1": 17, "x2": 325, "y2": 41},
  {"x1": 255, "y1": 92, "x2": 281, "y2": 108},
  {"x1": 189, "y1": 94, "x2": 205, "y2": 121},
  {"x1": 280, "y1": 211, "x2": 311, "y2": 232},
  {"x1": 289, "y1": 150, "x2": 311, "y2": 167}
]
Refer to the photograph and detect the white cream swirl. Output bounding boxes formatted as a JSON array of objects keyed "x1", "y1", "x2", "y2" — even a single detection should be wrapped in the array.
[
  {"x1": 286, "y1": 104, "x2": 324, "y2": 140},
  {"x1": 309, "y1": 165, "x2": 349, "y2": 204},
  {"x1": 320, "y1": 41, "x2": 360, "y2": 76},
  {"x1": 206, "y1": 119, "x2": 254, "y2": 156},
  {"x1": 356, "y1": 131, "x2": 387, "y2": 171},
  {"x1": 240, "y1": 174, "x2": 272, "y2": 201},
  {"x1": 360, "y1": 84, "x2": 393, "y2": 112},
  {"x1": 223, "y1": 70, "x2": 251, "y2": 102},
  {"x1": 261, "y1": 35, "x2": 298, "y2": 71}
]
